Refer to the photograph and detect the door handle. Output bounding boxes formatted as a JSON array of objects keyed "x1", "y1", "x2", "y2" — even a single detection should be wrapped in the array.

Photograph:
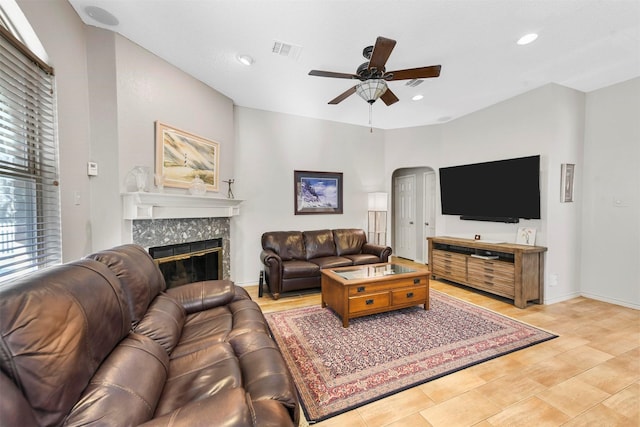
[
  {"x1": 425, "y1": 222, "x2": 429, "y2": 226},
  {"x1": 409, "y1": 221, "x2": 414, "y2": 225}
]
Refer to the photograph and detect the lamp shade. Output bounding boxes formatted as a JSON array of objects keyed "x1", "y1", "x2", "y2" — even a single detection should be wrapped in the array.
[
  {"x1": 368, "y1": 192, "x2": 388, "y2": 211},
  {"x1": 356, "y1": 79, "x2": 388, "y2": 104}
]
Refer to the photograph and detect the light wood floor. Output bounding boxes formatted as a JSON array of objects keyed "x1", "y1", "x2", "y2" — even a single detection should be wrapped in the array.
[{"x1": 247, "y1": 258, "x2": 640, "y2": 427}]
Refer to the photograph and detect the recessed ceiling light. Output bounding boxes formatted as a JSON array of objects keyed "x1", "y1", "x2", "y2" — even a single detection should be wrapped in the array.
[
  {"x1": 237, "y1": 54, "x2": 254, "y2": 66},
  {"x1": 517, "y1": 33, "x2": 538, "y2": 45},
  {"x1": 84, "y1": 6, "x2": 119, "y2": 26},
  {"x1": 412, "y1": 94, "x2": 424, "y2": 101}
]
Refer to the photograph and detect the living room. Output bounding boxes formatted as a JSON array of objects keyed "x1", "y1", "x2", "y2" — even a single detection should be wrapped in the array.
[
  {"x1": 13, "y1": 0, "x2": 638, "y2": 311},
  {"x1": 2, "y1": 1, "x2": 639, "y2": 426}
]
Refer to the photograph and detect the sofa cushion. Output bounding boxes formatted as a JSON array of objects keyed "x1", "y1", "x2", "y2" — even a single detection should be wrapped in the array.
[
  {"x1": 333, "y1": 229, "x2": 367, "y2": 256},
  {"x1": 171, "y1": 306, "x2": 232, "y2": 358},
  {"x1": 135, "y1": 294, "x2": 186, "y2": 355},
  {"x1": 0, "y1": 260, "x2": 130, "y2": 427},
  {"x1": 282, "y1": 260, "x2": 320, "y2": 279},
  {"x1": 86, "y1": 244, "x2": 166, "y2": 325},
  {"x1": 155, "y1": 342, "x2": 242, "y2": 417},
  {"x1": 303, "y1": 229, "x2": 336, "y2": 259},
  {"x1": 262, "y1": 231, "x2": 306, "y2": 261},
  {"x1": 65, "y1": 333, "x2": 169, "y2": 426},
  {"x1": 310, "y1": 256, "x2": 353, "y2": 269}
]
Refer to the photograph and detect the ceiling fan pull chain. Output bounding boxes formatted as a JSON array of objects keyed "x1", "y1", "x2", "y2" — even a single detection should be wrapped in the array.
[{"x1": 369, "y1": 103, "x2": 373, "y2": 133}]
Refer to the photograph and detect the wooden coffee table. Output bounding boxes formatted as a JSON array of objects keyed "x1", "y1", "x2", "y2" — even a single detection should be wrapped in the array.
[{"x1": 321, "y1": 263, "x2": 430, "y2": 327}]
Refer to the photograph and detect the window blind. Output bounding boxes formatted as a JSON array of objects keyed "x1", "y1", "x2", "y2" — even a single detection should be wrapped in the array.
[{"x1": 0, "y1": 26, "x2": 61, "y2": 284}]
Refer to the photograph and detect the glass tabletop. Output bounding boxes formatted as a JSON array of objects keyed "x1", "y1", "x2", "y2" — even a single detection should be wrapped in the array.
[{"x1": 331, "y1": 264, "x2": 416, "y2": 280}]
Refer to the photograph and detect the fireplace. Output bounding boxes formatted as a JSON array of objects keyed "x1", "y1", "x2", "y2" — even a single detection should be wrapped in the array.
[{"x1": 149, "y1": 238, "x2": 222, "y2": 288}]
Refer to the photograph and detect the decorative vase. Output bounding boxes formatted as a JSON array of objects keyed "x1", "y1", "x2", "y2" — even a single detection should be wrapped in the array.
[{"x1": 189, "y1": 176, "x2": 206, "y2": 195}]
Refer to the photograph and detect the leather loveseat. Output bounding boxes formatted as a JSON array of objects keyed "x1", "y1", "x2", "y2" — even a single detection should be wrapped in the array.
[
  {"x1": 260, "y1": 228, "x2": 392, "y2": 299},
  {"x1": 0, "y1": 244, "x2": 299, "y2": 427}
]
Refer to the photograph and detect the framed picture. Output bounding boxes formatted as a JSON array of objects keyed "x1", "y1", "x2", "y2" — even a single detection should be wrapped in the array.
[
  {"x1": 155, "y1": 121, "x2": 219, "y2": 192},
  {"x1": 516, "y1": 227, "x2": 536, "y2": 246},
  {"x1": 560, "y1": 163, "x2": 575, "y2": 203},
  {"x1": 294, "y1": 170, "x2": 343, "y2": 215}
]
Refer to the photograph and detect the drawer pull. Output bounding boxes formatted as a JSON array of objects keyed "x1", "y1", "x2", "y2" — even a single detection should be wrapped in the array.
[
  {"x1": 484, "y1": 281, "x2": 494, "y2": 286},
  {"x1": 406, "y1": 292, "x2": 414, "y2": 298},
  {"x1": 365, "y1": 299, "x2": 374, "y2": 305},
  {"x1": 357, "y1": 286, "x2": 365, "y2": 293},
  {"x1": 485, "y1": 268, "x2": 494, "y2": 273},
  {"x1": 413, "y1": 278, "x2": 421, "y2": 284}
]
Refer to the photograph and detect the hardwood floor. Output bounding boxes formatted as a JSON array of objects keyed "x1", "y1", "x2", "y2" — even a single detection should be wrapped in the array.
[{"x1": 247, "y1": 258, "x2": 640, "y2": 426}]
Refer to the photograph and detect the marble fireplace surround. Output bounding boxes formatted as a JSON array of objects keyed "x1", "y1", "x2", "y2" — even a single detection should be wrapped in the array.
[{"x1": 123, "y1": 193, "x2": 242, "y2": 280}]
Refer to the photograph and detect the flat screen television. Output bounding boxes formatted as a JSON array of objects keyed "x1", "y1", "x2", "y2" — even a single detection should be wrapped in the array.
[{"x1": 439, "y1": 155, "x2": 541, "y2": 223}]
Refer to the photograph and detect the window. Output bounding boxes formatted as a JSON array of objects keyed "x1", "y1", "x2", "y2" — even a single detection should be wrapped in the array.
[{"x1": 0, "y1": 16, "x2": 61, "y2": 284}]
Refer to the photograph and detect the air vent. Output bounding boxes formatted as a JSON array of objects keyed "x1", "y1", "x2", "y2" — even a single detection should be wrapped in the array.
[
  {"x1": 272, "y1": 40, "x2": 303, "y2": 60},
  {"x1": 405, "y1": 79, "x2": 424, "y2": 87}
]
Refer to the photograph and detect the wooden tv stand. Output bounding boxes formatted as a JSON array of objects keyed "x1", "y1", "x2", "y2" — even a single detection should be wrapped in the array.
[{"x1": 427, "y1": 236, "x2": 547, "y2": 308}]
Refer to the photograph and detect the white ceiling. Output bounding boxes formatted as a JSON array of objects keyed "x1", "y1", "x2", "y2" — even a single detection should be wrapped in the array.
[{"x1": 67, "y1": 0, "x2": 640, "y2": 130}]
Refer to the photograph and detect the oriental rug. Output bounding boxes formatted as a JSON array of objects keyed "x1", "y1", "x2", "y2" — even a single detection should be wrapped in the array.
[{"x1": 265, "y1": 289, "x2": 556, "y2": 423}]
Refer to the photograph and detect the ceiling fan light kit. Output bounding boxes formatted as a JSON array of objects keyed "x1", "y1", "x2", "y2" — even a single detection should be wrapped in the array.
[{"x1": 356, "y1": 79, "x2": 388, "y2": 104}]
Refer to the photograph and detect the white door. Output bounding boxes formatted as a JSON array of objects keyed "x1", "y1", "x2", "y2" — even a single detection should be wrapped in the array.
[
  {"x1": 394, "y1": 175, "x2": 416, "y2": 260},
  {"x1": 423, "y1": 172, "x2": 436, "y2": 264}
]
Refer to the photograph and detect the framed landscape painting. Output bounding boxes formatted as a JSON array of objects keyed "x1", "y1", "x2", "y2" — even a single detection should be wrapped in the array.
[
  {"x1": 294, "y1": 170, "x2": 343, "y2": 215},
  {"x1": 155, "y1": 121, "x2": 219, "y2": 192}
]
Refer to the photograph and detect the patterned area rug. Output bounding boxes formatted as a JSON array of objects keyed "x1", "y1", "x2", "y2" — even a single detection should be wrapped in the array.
[{"x1": 265, "y1": 289, "x2": 557, "y2": 423}]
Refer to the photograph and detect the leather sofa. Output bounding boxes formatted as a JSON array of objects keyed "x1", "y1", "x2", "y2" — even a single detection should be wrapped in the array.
[
  {"x1": 260, "y1": 228, "x2": 392, "y2": 299},
  {"x1": 0, "y1": 244, "x2": 299, "y2": 427}
]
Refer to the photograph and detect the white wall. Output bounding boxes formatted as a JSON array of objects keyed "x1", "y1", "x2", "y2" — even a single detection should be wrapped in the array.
[
  {"x1": 232, "y1": 107, "x2": 385, "y2": 284},
  {"x1": 385, "y1": 84, "x2": 586, "y2": 304},
  {"x1": 19, "y1": 1, "x2": 236, "y2": 257},
  {"x1": 18, "y1": 0, "x2": 93, "y2": 260},
  {"x1": 581, "y1": 77, "x2": 640, "y2": 308},
  {"x1": 112, "y1": 33, "x2": 235, "y2": 247}
]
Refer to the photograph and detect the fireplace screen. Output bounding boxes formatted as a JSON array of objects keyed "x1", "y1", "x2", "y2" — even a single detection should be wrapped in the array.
[{"x1": 149, "y1": 239, "x2": 222, "y2": 288}]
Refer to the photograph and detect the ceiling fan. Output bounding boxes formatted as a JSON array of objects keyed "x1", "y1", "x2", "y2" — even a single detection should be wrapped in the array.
[{"x1": 308, "y1": 36, "x2": 441, "y2": 106}]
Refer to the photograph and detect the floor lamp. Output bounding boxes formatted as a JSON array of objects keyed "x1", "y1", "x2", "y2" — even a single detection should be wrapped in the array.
[{"x1": 368, "y1": 192, "x2": 388, "y2": 246}]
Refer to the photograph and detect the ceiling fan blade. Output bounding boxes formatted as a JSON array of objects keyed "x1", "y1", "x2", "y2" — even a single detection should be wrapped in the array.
[
  {"x1": 387, "y1": 65, "x2": 441, "y2": 81},
  {"x1": 328, "y1": 86, "x2": 357, "y2": 104},
  {"x1": 309, "y1": 70, "x2": 359, "y2": 79},
  {"x1": 368, "y1": 37, "x2": 396, "y2": 71},
  {"x1": 380, "y1": 88, "x2": 399, "y2": 106}
]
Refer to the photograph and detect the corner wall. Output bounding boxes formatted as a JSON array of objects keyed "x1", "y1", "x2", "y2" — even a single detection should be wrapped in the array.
[{"x1": 581, "y1": 77, "x2": 640, "y2": 308}]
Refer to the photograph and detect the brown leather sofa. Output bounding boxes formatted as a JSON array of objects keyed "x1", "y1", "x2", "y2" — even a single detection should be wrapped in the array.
[
  {"x1": 0, "y1": 244, "x2": 299, "y2": 427},
  {"x1": 260, "y1": 228, "x2": 392, "y2": 299}
]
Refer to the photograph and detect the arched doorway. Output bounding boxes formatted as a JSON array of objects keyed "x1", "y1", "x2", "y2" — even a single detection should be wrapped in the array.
[{"x1": 392, "y1": 167, "x2": 436, "y2": 264}]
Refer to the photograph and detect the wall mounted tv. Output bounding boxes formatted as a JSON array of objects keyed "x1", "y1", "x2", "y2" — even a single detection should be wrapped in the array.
[{"x1": 439, "y1": 155, "x2": 541, "y2": 223}]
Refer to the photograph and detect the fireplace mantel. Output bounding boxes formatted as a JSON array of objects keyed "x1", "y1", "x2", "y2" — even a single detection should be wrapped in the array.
[{"x1": 122, "y1": 192, "x2": 242, "y2": 220}]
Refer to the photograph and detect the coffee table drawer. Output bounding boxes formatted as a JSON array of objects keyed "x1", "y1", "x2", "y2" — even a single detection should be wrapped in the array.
[
  {"x1": 348, "y1": 278, "x2": 427, "y2": 296},
  {"x1": 349, "y1": 291, "x2": 390, "y2": 313},
  {"x1": 391, "y1": 286, "x2": 428, "y2": 306}
]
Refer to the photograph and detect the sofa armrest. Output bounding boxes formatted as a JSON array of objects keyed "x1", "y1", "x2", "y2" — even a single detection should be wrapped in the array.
[
  {"x1": 260, "y1": 249, "x2": 281, "y2": 266},
  {"x1": 362, "y1": 243, "x2": 393, "y2": 262},
  {"x1": 165, "y1": 280, "x2": 235, "y2": 314}
]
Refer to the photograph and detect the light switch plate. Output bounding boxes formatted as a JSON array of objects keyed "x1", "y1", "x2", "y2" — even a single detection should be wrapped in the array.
[{"x1": 87, "y1": 161, "x2": 98, "y2": 176}]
